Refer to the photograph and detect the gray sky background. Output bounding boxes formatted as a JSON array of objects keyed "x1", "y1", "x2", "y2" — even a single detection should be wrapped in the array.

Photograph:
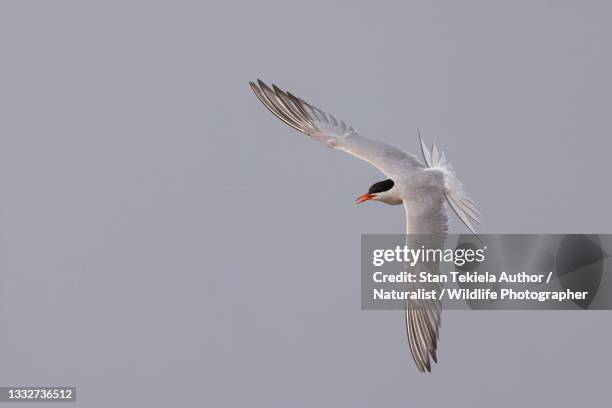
[{"x1": 1, "y1": 1, "x2": 611, "y2": 407}]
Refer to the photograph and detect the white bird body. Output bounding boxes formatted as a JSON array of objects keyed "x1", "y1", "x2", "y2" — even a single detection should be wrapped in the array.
[{"x1": 250, "y1": 80, "x2": 481, "y2": 372}]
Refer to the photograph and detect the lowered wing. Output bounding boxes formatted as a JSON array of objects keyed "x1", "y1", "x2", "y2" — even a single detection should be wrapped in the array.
[{"x1": 402, "y1": 185, "x2": 448, "y2": 372}]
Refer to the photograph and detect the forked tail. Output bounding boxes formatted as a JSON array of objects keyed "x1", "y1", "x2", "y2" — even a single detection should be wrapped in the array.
[{"x1": 418, "y1": 131, "x2": 481, "y2": 235}]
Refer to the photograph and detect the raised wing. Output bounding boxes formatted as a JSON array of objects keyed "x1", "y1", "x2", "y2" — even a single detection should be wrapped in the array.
[
  {"x1": 402, "y1": 188, "x2": 448, "y2": 372},
  {"x1": 250, "y1": 80, "x2": 424, "y2": 178}
]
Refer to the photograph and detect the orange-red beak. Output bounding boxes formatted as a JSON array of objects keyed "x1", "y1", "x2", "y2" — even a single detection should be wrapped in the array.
[{"x1": 355, "y1": 193, "x2": 376, "y2": 204}]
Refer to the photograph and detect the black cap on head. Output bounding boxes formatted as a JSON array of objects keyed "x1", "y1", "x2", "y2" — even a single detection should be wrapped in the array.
[{"x1": 368, "y1": 179, "x2": 394, "y2": 194}]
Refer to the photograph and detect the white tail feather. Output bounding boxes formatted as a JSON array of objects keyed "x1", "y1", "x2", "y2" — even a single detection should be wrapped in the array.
[{"x1": 418, "y1": 131, "x2": 481, "y2": 235}]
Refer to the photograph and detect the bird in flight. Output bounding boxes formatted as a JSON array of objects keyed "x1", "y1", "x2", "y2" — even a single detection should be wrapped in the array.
[{"x1": 249, "y1": 80, "x2": 481, "y2": 372}]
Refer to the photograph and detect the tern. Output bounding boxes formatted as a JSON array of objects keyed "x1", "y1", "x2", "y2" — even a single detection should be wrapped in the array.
[{"x1": 250, "y1": 80, "x2": 481, "y2": 372}]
